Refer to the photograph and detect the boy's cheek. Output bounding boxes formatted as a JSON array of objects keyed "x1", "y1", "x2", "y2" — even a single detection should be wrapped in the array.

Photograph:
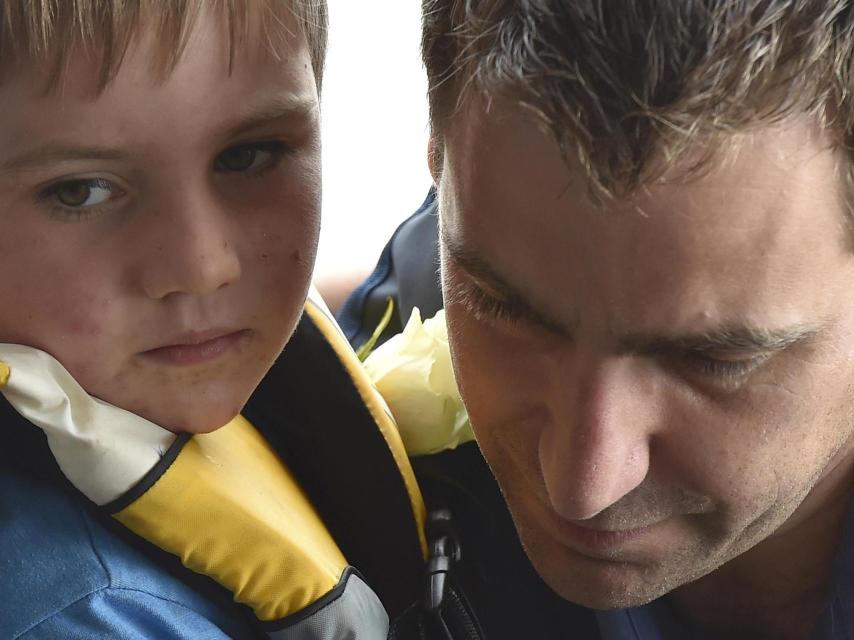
[
  {"x1": 55, "y1": 284, "x2": 116, "y2": 339},
  {"x1": 250, "y1": 220, "x2": 318, "y2": 289},
  {"x1": 0, "y1": 271, "x2": 113, "y2": 355},
  {"x1": 61, "y1": 311, "x2": 109, "y2": 340}
]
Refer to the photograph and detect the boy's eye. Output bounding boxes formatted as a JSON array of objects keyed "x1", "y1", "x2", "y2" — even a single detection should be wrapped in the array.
[
  {"x1": 214, "y1": 141, "x2": 288, "y2": 173},
  {"x1": 50, "y1": 178, "x2": 115, "y2": 208}
]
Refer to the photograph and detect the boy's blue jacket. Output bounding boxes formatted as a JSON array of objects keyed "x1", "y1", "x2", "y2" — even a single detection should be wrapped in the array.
[
  {"x1": 1, "y1": 467, "x2": 254, "y2": 639},
  {"x1": 1, "y1": 300, "x2": 427, "y2": 639}
]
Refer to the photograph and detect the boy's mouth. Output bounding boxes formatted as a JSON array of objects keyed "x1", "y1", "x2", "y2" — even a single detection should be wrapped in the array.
[{"x1": 140, "y1": 329, "x2": 251, "y2": 366}]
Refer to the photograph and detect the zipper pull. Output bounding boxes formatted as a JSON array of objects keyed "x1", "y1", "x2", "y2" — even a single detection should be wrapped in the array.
[
  {"x1": 423, "y1": 509, "x2": 463, "y2": 639},
  {"x1": 424, "y1": 509, "x2": 461, "y2": 613}
]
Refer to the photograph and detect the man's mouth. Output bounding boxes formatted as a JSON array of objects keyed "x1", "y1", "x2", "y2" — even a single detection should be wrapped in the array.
[
  {"x1": 140, "y1": 329, "x2": 251, "y2": 366},
  {"x1": 547, "y1": 514, "x2": 656, "y2": 554},
  {"x1": 526, "y1": 492, "x2": 670, "y2": 558}
]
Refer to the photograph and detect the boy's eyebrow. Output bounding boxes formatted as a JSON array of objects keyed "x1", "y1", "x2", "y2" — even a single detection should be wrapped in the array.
[
  {"x1": 223, "y1": 95, "x2": 318, "y2": 139},
  {"x1": 0, "y1": 146, "x2": 125, "y2": 174},
  {"x1": 0, "y1": 96, "x2": 318, "y2": 175}
]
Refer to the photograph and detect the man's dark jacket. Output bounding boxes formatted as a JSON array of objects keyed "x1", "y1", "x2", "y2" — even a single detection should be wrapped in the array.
[{"x1": 338, "y1": 190, "x2": 599, "y2": 639}]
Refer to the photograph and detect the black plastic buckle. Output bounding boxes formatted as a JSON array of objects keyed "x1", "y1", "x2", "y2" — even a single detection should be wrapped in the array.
[{"x1": 422, "y1": 510, "x2": 463, "y2": 638}]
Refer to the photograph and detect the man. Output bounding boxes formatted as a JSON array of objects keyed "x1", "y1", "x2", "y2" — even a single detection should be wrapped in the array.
[{"x1": 345, "y1": 2, "x2": 854, "y2": 638}]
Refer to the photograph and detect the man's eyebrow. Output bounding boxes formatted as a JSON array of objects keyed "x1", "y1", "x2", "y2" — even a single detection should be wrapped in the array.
[
  {"x1": 223, "y1": 95, "x2": 318, "y2": 140},
  {"x1": 442, "y1": 229, "x2": 824, "y2": 353},
  {"x1": 441, "y1": 228, "x2": 575, "y2": 335},
  {"x1": 621, "y1": 324, "x2": 823, "y2": 356}
]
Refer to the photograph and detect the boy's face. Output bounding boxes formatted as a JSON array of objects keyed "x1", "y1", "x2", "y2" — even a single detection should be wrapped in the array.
[
  {"x1": 0, "y1": 16, "x2": 321, "y2": 433},
  {"x1": 438, "y1": 104, "x2": 854, "y2": 607}
]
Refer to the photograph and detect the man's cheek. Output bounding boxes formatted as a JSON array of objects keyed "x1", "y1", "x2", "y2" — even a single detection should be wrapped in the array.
[
  {"x1": 668, "y1": 404, "x2": 813, "y2": 531},
  {"x1": 455, "y1": 331, "x2": 551, "y2": 407},
  {"x1": 453, "y1": 340, "x2": 547, "y2": 457}
]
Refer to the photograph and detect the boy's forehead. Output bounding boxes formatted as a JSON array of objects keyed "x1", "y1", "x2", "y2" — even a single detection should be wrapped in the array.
[
  {"x1": 0, "y1": 14, "x2": 317, "y2": 167},
  {"x1": 0, "y1": 3, "x2": 312, "y2": 99}
]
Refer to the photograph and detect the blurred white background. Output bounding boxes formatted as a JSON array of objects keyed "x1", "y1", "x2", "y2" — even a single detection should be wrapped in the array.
[{"x1": 316, "y1": 1, "x2": 432, "y2": 306}]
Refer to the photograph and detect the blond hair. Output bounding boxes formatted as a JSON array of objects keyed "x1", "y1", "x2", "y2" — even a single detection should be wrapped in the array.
[
  {"x1": 0, "y1": 0, "x2": 327, "y2": 92},
  {"x1": 422, "y1": 1, "x2": 854, "y2": 202}
]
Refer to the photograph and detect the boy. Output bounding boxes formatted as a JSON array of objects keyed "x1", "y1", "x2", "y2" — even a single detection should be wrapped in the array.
[{"x1": 0, "y1": 2, "x2": 426, "y2": 638}]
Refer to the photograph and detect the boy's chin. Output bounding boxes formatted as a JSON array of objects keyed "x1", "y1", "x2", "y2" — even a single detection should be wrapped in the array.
[
  {"x1": 168, "y1": 414, "x2": 240, "y2": 434},
  {"x1": 135, "y1": 399, "x2": 247, "y2": 435},
  {"x1": 109, "y1": 372, "x2": 265, "y2": 434}
]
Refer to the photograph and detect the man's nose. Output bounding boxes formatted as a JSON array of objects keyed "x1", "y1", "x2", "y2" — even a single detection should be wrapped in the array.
[
  {"x1": 540, "y1": 355, "x2": 653, "y2": 522},
  {"x1": 139, "y1": 184, "x2": 242, "y2": 300}
]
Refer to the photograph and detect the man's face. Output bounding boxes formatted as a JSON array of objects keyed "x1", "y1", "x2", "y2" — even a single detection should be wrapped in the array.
[
  {"x1": 0, "y1": 15, "x2": 321, "y2": 433},
  {"x1": 438, "y1": 105, "x2": 854, "y2": 607}
]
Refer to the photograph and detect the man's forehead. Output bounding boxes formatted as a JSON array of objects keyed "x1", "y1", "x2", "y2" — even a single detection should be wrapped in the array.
[
  {"x1": 444, "y1": 94, "x2": 841, "y2": 202},
  {"x1": 438, "y1": 108, "x2": 853, "y2": 331}
]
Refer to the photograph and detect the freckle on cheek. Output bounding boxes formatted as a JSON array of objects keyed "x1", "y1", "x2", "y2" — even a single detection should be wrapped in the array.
[
  {"x1": 290, "y1": 249, "x2": 312, "y2": 268},
  {"x1": 62, "y1": 297, "x2": 111, "y2": 337},
  {"x1": 65, "y1": 319, "x2": 102, "y2": 338}
]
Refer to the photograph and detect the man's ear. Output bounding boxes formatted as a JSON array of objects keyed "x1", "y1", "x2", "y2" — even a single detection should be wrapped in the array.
[{"x1": 427, "y1": 136, "x2": 443, "y2": 185}]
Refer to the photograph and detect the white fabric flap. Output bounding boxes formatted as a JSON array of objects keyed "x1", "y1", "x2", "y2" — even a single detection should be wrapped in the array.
[{"x1": 0, "y1": 344, "x2": 175, "y2": 505}]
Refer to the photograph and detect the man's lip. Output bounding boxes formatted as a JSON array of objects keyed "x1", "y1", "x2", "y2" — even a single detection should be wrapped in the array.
[
  {"x1": 140, "y1": 329, "x2": 250, "y2": 366},
  {"x1": 536, "y1": 501, "x2": 662, "y2": 555},
  {"x1": 554, "y1": 519, "x2": 653, "y2": 552}
]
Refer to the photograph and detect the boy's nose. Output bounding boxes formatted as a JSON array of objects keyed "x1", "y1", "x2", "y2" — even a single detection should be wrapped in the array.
[
  {"x1": 139, "y1": 188, "x2": 242, "y2": 299},
  {"x1": 539, "y1": 356, "x2": 653, "y2": 521}
]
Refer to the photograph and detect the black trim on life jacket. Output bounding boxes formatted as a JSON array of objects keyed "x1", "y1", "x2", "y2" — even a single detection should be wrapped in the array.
[
  {"x1": 260, "y1": 565, "x2": 357, "y2": 632},
  {"x1": 102, "y1": 433, "x2": 191, "y2": 514},
  {"x1": 243, "y1": 311, "x2": 425, "y2": 618},
  {"x1": 0, "y1": 394, "x2": 262, "y2": 635},
  {"x1": 1, "y1": 306, "x2": 425, "y2": 622}
]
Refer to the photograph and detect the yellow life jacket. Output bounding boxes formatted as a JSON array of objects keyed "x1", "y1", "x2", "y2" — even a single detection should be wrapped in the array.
[{"x1": 0, "y1": 291, "x2": 427, "y2": 638}]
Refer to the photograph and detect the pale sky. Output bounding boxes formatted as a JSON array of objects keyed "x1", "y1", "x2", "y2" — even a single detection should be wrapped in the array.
[{"x1": 317, "y1": 1, "x2": 433, "y2": 282}]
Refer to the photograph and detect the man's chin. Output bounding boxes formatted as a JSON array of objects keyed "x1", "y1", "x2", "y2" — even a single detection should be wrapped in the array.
[{"x1": 518, "y1": 529, "x2": 674, "y2": 610}]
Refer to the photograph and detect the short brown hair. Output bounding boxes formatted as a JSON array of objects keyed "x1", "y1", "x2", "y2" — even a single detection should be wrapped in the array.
[
  {"x1": 0, "y1": 0, "x2": 328, "y2": 93},
  {"x1": 422, "y1": 1, "x2": 854, "y2": 201}
]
